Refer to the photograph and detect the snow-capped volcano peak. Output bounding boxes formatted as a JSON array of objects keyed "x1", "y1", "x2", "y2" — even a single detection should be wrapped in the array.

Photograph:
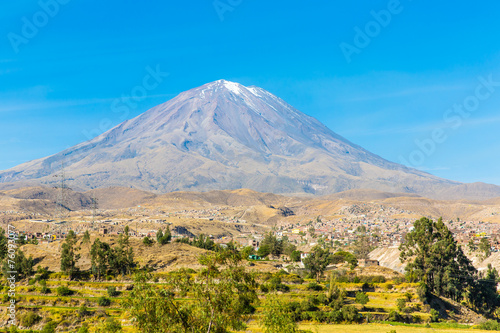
[{"x1": 0, "y1": 80, "x2": 459, "y2": 196}]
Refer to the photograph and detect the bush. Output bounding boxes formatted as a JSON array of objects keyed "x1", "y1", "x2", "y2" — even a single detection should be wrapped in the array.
[
  {"x1": 78, "y1": 304, "x2": 90, "y2": 317},
  {"x1": 97, "y1": 317, "x2": 122, "y2": 332},
  {"x1": 355, "y1": 291, "x2": 369, "y2": 305},
  {"x1": 478, "y1": 320, "x2": 500, "y2": 330},
  {"x1": 39, "y1": 280, "x2": 50, "y2": 294},
  {"x1": 40, "y1": 321, "x2": 58, "y2": 333},
  {"x1": 107, "y1": 286, "x2": 120, "y2": 297},
  {"x1": 306, "y1": 282, "x2": 323, "y2": 291},
  {"x1": 97, "y1": 296, "x2": 111, "y2": 306},
  {"x1": 430, "y1": 308, "x2": 440, "y2": 322},
  {"x1": 56, "y1": 286, "x2": 73, "y2": 296},
  {"x1": 20, "y1": 311, "x2": 41, "y2": 327}
]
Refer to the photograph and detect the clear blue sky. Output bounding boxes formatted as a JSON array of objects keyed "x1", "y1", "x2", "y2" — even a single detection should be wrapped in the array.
[{"x1": 1, "y1": 0, "x2": 500, "y2": 185}]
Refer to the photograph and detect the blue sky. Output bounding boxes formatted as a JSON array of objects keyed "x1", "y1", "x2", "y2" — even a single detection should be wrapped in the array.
[{"x1": 1, "y1": 0, "x2": 500, "y2": 185}]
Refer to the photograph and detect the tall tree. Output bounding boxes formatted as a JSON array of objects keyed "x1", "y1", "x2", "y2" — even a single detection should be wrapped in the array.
[
  {"x1": 400, "y1": 217, "x2": 477, "y2": 302},
  {"x1": 90, "y1": 238, "x2": 110, "y2": 280},
  {"x1": 303, "y1": 245, "x2": 331, "y2": 281},
  {"x1": 479, "y1": 237, "x2": 491, "y2": 260},
  {"x1": 82, "y1": 230, "x2": 91, "y2": 250},
  {"x1": 0, "y1": 228, "x2": 7, "y2": 261},
  {"x1": 60, "y1": 230, "x2": 81, "y2": 280}
]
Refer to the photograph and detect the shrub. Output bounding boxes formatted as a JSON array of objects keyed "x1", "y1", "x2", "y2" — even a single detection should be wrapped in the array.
[
  {"x1": 306, "y1": 282, "x2": 323, "y2": 291},
  {"x1": 40, "y1": 321, "x2": 58, "y2": 333},
  {"x1": 107, "y1": 286, "x2": 120, "y2": 297},
  {"x1": 97, "y1": 317, "x2": 122, "y2": 332},
  {"x1": 20, "y1": 311, "x2": 41, "y2": 327},
  {"x1": 396, "y1": 298, "x2": 406, "y2": 312},
  {"x1": 355, "y1": 291, "x2": 369, "y2": 305},
  {"x1": 78, "y1": 304, "x2": 90, "y2": 317},
  {"x1": 97, "y1": 296, "x2": 111, "y2": 306},
  {"x1": 430, "y1": 308, "x2": 440, "y2": 322},
  {"x1": 478, "y1": 320, "x2": 500, "y2": 330},
  {"x1": 40, "y1": 280, "x2": 51, "y2": 294},
  {"x1": 56, "y1": 286, "x2": 73, "y2": 296}
]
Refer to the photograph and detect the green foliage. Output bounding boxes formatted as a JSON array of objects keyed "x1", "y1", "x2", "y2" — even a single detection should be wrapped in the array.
[
  {"x1": 126, "y1": 250, "x2": 257, "y2": 333},
  {"x1": 77, "y1": 324, "x2": 90, "y2": 333},
  {"x1": 97, "y1": 296, "x2": 111, "y2": 306},
  {"x1": 2, "y1": 249, "x2": 35, "y2": 279},
  {"x1": 107, "y1": 286, "x2": 120, "y2": 297},
  {"x1": 78, "y1": 304, "x2": 90, "y2": 317},
  {"x1": 330, "y1": 250, "x2": 358, "y2": 269},
  {"x1": 303, "y1": 245, "x2": 331, "y2": 281},
  {"x1": 430, "y1": 308, "x2": 440, "y2": 322},
  {"x1": 20, "y1": 311, "x2": 41, "y2": 327},
  {"x1": 241, "y1": 246, "x2": 255, "y2": 259},
  {"x1": 259, "y1": 232, "x2": 283, "y2": 257},
  {"x1": 193, "y1": 234, "x2": 216, "y2": 250},
  {"x1": 400, "y1": 217, "x2": 477, "y2": 302},
  {"x1": 396, "y1": 298, "x2": 406, "y2": 312},
  {"x1": 39, "y1": 280, "x2": 51, "y2": 294},
  {"x1": 60, "y1": 230, "x2": 81, "y2": 280},
  {"x1": 96, "y1": 317, "x2": 122, "y2": 332},
  {"x1": 260, "y1": 294, "x2": 298, "y2": 333},
  {"x1": 478, "y1": 320, "x2": 500, "y2": 330},
  {"x1": 91, "y1": 238, "x2": 110, "y2": 280},
  {"x1": 306, "y1": 282, "x2": 323, "y2": 291},
  {"x1": 109, "y1": 231, "x2": 135, "y2": 275},
  {"x1": 479, "y1": 237, "x2": 492, "y2": 259},
  {"x1": 290, "y1": 250, "x2": 301, "y2": 262},
  {"x1": 40, "y1": 320, "x2": 58, "y2": 333},
  {"x1": 156, "y1": 226, "x2": 172, "y2": 245},
  {"x1": 142, "y1": 236, "x2": 154, "y2": 246},
  {"x1": 56, "y1": 285, "x2": 73, "y2": 296},
  {"x1": 0, "y1": 228, "x2": 7, "y2": 261},
  {"x1": 355, "y1": 291, "x2": 369, "y2": 305}
]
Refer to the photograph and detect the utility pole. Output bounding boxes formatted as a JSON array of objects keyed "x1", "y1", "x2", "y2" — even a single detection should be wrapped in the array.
[
  {"x1": 91, "y1": 192, "x2": 99, "y2": 224},
  {"x1": 53, "y1": 162, "x2": 69, "y2": 221}
]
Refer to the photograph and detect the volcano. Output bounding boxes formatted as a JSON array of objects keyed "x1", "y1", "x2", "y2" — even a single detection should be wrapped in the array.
[{"x1": 1, "y1": 79, "x2": 490, "y2": 198}]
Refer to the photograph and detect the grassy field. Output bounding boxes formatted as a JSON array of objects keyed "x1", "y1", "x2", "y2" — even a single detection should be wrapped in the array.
[{"x1": 244, "y1": 323, "x2": 489, "y2": 333}]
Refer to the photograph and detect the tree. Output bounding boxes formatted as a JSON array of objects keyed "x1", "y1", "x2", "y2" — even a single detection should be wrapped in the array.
[
  {"x1": 260, "y1": 294, "x2": 297, "y2": 333},
  {"x1": 400, "y1": 217, "x2": 478, "y2": 303},
  {"x1": 164, "y1": 225, "x2": 172, "y2": 243},
  {"x1": 479, "y1": 237, "x2": 491, "y2": 260},
  {"x1": 60, "y1": 230, "x2": 81, "y2": 280},
  {"x1": 0, "y1": 227, "x2": 7, "y2": 261},
  {"x1": 260, "y1": 232, "x2": 282, "y2": 257},
  {"x1": 241, "y1": 246, "x2": 255, "y2": 259},
  {"x1": 82, "y1": 230, "x2": 91, "y2": 250},
  {"x1": 156, "y1": 229, "x2": 164, "y2": 243},
  {"x1": 290, "y1": 250, "x2": 301, "y2": 262},
  {"x1": 257, "y1": 244, "x2": 271, "y2": 258},
  {"x1": 156, "y1": 226, "x2": 172, "y2": 245},
  {"x1": 126, "y1": 250, "x2": 257, "y2": 333},
  {"x1": 467, "y1": 238, "x2": 477, "y2": 253},
  {"x1": 2, "y1": 249, "x2": 34, "y2": 279},
  {"x1": 303, "y1": 245, "x2": 331, "y2": 281},
  {"x1": 109, "y1": 231, "x2": 135, "y2": 275},
  {"x1": 90, "y1": 238, "x2": 110, "y2": 280}
]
